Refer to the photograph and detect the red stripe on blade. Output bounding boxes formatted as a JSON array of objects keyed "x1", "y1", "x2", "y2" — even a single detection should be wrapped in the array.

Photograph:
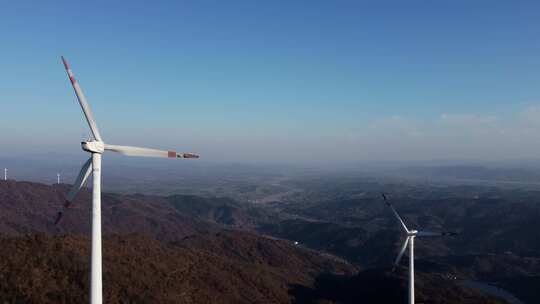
[
  {"x1": 69, "y1": 75, "x2": 76, "y2": 84},
  {"x1": 168, "y1": 151, "x2": 176, "y2": 158}
]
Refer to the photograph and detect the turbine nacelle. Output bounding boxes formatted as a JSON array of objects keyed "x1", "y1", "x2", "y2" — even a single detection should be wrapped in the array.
[
  {"x1": 82, "y1": 141, "x2": 105, "y2": 154},
  {"x1": 407, "y1": 230, "x2": 418, "y2": 236}
]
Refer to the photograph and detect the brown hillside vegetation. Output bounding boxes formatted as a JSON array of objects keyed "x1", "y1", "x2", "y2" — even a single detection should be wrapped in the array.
[
  {"x1": 0, "y1": 181, "x2": 357, "y2": 303},
  {"x1": 0, "y1": 181, "x2": 511, "y2": 303},
  {"x1": 0, "y1": 232, "x2": 355, "y2": 304}
]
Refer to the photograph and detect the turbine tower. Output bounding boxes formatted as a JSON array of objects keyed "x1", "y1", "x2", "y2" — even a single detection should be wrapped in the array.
[
  {"x1": 57, "y1": 173, "x2": 60, "y2": 184},
  {"x1": 3, "y1": 168, "x2": 6, "y2": 181},
  {"x1": 55, "y1": 56, "x2": 199, "y2": 304},
  {"x1": 381, "y1": 194, "x2": 457, "y2": 304}
]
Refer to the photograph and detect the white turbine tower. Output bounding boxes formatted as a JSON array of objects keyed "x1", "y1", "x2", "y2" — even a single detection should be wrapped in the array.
[
  {"x1": 55, "y1": 56, "x2": 199, "y2": 304},
  {"x1": 57, "y1": 173, "x2": 61, "y2": 184},
  {"x1": 381, "y1": 194, "x2": 457, "y2": 304},
  {"x1": 3, "y1": 168, "x2": 6, "y2": 181}
]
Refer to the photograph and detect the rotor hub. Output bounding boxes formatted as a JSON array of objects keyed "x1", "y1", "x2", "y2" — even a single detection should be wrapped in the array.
[{"x1": 82, "y1": 141, "x2": 105, "y2": 154}]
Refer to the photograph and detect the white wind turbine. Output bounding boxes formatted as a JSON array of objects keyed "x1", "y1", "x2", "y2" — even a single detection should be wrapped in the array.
[
  {"x1": 381, "y1": 193, "x2": 457, "y2": 304},
  {"x1": 55, "y1": 56, "x2": 199, "y2": 304}
]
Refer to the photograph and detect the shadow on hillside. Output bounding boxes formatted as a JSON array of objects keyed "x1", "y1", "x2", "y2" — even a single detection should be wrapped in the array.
[
  {"x1": 289, "y1": 268, "x2": 515, "y2": 304},
  {"x1": 289, "y1": 269, "x2": 404, "y2": 304}
]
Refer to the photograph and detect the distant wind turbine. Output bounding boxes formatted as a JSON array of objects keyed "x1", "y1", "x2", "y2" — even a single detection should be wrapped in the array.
[
  {"x1": 381, "y1": 193, "x2": 457, "y2": 304},
  {"x1": 57, "y1": 173, "x2": 60, "y2": 184},
  {"x1": 55, "y1": 56, "x2": 200, "y2": 304},
  {"x1": 4, "y1": 168, "x2": 7, "y2": 181}
]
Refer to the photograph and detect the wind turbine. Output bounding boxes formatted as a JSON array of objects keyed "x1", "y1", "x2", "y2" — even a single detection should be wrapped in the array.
[
  {"x1": 381, "y1": 193, "x2": 457, "y2": 304},
  {"x1": 3, "y1": 168, "x2": 6, "y2": 180},
  {"x1": 57, "y1": 173, "x2": 61, "y2": 184},
  {"x1": 55, "y1": 56, "x2": 199, "y2": 304}
]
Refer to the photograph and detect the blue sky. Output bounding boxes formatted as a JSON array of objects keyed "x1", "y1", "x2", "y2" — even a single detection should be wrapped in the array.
[{"x1": 1, "y1": 1, "x2": 539, "y2": 162}]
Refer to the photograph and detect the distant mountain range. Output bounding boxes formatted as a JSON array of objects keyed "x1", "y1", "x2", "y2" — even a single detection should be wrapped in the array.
[
  {"x1": 390, "y1": 165, "x2": 540, "y2": 184},
  {"x1": 0, "y1": 180, "x2": 512, "y2": 303}
]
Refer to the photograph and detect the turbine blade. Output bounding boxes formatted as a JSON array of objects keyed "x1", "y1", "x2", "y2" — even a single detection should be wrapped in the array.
[
  {"x1": 54, "y1": 157, "x2": 92, "y2": 225},
  {"x1": 66, "y1": 157, "x2": 93, "y2": 201},
  {"x1": 417, "y1": 230, "x2": 459, "y2": 237},
  {"x1": 104, "y1": 144, "x2": 199, "y2": 159},
  {"x1": 61, "y1": 56, "x2": 103, "y2": 141},
  {"x1": 394, "y1": 237, "x2": 410, "y2": 268},
  {"x1": 382, "y1": 193, "x2": 409, "y2": 233}
]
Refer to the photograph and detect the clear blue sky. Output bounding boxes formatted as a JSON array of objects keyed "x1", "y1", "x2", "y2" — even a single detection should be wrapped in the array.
[{"x1": 1, "y1": 1, "x2": 539, "y2": 162}]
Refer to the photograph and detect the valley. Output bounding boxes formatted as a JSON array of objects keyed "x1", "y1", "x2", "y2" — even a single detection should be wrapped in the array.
[{"x1": 1, "y1": 167, "x2": 539, "y2": 303}]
